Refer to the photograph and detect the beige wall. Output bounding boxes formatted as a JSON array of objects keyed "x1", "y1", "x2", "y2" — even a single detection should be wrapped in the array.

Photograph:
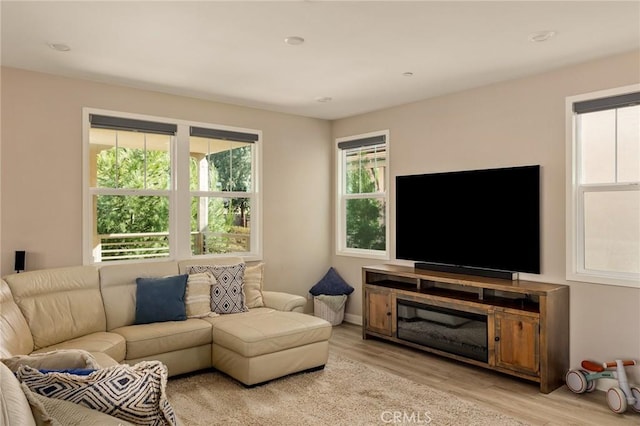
[
  {"x1": 332, "y1": 50, "x2": 640, "y2": 383},
  {"x1": 2, "y1": 50, "x2": 639, "y2": 385},
  {"x1": 0, "y1": 67, "x2": 332, "y2": 297}
]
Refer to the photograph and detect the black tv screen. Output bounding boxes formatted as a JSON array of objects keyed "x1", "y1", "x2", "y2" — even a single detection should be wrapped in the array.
[{"x1": 396, "y1": 165, "x2": 540, "y2": 274}]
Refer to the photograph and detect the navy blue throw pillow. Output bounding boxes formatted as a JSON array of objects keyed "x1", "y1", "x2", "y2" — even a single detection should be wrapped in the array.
[
  {"x1": 135, "y1": 274, "x2": 188, "y2": 324},
  {"x1": 309, "y1": 267, "x2": 354, "y2": 296}
]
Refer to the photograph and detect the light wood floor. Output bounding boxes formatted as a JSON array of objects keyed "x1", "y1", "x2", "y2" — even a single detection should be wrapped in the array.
[{"x1": 329, "y1": 323, "x2": 639, "y2": 425}]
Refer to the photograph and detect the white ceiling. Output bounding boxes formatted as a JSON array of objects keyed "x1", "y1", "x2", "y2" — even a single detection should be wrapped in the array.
[{"x1": 2, "y1": 1, "x2": 639, "y2": 120}]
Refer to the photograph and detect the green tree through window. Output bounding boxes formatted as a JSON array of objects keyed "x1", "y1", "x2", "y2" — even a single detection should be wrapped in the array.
[
  {"x1": 210, "y1": 145, "x2": 252, "y2": 228},
  {"x1": 190, "y1": 143, "x2": 253, "y2": 255},
  {"x1": 96, "y1": 148, "x2": 170, "y2": 234},
  {"x1": 337, "y1": 131, "x2": 388, "y2": 257},
  {"x1": 344, "y1": 145, "x2": 386, "y2": 251}
]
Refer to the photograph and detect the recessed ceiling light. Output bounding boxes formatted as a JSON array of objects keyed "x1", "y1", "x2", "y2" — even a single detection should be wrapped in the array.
[
  {"x1": 315, "y1": 96, "x2": 332, "y2": 103},
  {"x1": 528, "y1": 30, "x2": 556, "y2": 42},
  {"x1": 48, "y1": 43, "x2": 71, "y2": 52},
  {"x1": 402, "y1": 72, "x2": 414, "y2": 77},
  {"x1": 284, "y1": 36, "x2": 305, "y2": 46}
]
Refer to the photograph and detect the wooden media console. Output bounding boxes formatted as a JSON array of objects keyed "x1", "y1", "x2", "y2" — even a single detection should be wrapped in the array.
[{"x1": 362, "y1": 264, "x2": 569, "y2": 393}]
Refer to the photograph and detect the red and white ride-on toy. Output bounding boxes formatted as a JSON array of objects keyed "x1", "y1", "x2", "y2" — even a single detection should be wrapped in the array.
[{"x1": 566, "y1": 359, "x2": 640, "y2": 414}]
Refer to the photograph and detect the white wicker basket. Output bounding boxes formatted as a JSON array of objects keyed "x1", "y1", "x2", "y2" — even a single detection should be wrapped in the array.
[{"x1": 313, "y1": 296, "x2": 345, "y2": 326}]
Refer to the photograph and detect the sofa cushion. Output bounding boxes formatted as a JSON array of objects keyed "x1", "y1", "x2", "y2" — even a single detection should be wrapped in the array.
[
  {"x1": 210, "y1": 311, "x2": 332, "y2": 357},
  {"x1": 17, "y1": 360, "x2": 177, "y2": 426},
  {"x1": 32, "y1": 332, "x2": 126, "y2": 363},
  {"x1": 244, "y1": 263, "x2": 265, "y2": 308},
  {"x1": 124, "y1": 345, "x2": 212, "y2": 378},
  {"x1": 134, "y1": 275, "x2": 188, "y2": 325},
  {"x1": 261, "y1": 291, "x2": 307, "y2": 312},
  {"x1": 185, "y1": 272, "x2": 217, "y2": 318},
  {"x1": 3, "y1": 266, "x2": 106, "y2": 350},
  {"x1": 1, "y1": 349, "x2": 100, "y2": 372},
  {"x1": 0, "y1": 361, "x2": 36, "y2": 426},
  {"x1": 112, "y1": 319, "x2": 212, "y2": 360},
  {"x1": 0, "y1": 279, "x2": 34, "y2": 357},
  {"x1": 99, "y1": 261, "x2": 179, "y2": 331},
  {"x1": 187, "y1": 263, "x2": 248, "y2": 314}
]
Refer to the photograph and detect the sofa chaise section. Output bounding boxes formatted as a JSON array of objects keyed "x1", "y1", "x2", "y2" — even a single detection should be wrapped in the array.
[{"x1": 207, "y1": 310, "x2": 331, "y2": 385}]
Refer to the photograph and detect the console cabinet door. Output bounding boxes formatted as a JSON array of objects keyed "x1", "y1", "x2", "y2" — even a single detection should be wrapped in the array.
[
  {"x1": 365, "y1": 286, "x2": 393, "y2": 336},
  {"x1": 493, "y1": 309, "x2": 540, "y2": 376}
]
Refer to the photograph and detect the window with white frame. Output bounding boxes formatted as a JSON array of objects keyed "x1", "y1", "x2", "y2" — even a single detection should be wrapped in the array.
[
  {"x1": 567, "y1": 86, "x2": 640, "y2": 287},
  {"x1": 84, "y1": 109, "x2": 261, "y2": 264},
  {"x1": 336, "y1": 131, "x2": 389, "y2": 259},
  {"x1": 188, "y1": 126, "x2": 258, "y2": 257}
]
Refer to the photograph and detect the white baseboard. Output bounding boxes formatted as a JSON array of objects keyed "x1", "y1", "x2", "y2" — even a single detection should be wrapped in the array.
[{"x1": 343, "y1": 313, "x2": 362, "y2": 326}]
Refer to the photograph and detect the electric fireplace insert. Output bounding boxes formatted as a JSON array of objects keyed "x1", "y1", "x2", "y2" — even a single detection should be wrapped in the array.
[{"x1": 396, "y1": 299, "x2": 488, "y2": 362}]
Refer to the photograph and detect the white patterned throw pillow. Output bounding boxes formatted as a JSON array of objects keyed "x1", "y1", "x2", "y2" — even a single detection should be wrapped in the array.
[
  {"x1": 243, "y1": 263, "x2": 265, "y2": 308},
  {"x1": 16, "y1": 360, "x2": 177, "y2": 426},
  {"x1": 187, "y1": 263, "x2": 248, "y2": 314},
  {"x1": 185, "y1": 272, "x2": 218, "y2": 318}
]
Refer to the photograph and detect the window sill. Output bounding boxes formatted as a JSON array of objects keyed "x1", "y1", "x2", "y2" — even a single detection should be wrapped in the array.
[
  {"x1": 566, "y1": 271, "x2": 640, "y2": 289},
  {"x1": 337, "y1": 249, "x2": 389, "y2": 261}
]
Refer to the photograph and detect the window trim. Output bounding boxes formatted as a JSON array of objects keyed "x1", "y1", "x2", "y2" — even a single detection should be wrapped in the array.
[
  {"x1": 335, "y1": 130, "x2": 390, "y2": 260},
  {"x1": 565, "y1": 84, "x2": 640, "y2": 288},
  {"x1": 82, "y1": 107, "x2": 262, "y2": 265}
]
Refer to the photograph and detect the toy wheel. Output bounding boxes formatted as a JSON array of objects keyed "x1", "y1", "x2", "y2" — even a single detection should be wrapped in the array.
[
  {"x1": 630, "y1": 386, "x2": 640, "y2": 413},
  {"x1": 565, "y1": 369, "x2": 588, "y2": 393},
  {"x1": 606, "y1": 386, "x2": 628, "y2": 414},
  {"x1": 581, "y1": 369, "x2": 596, "y2": 392}
]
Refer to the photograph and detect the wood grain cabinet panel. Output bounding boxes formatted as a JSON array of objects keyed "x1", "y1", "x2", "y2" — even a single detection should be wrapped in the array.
[
  {"x1": 364, "y1": 286, "x2": 393, "y2": 337},
  {"x1": 493, "y1": 309, "x2": 540, "y2": 376}
]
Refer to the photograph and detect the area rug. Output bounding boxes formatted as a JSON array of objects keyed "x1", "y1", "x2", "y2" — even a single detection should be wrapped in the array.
[{"x1": 166, "y1": 353, "x2": 529, "y2": 425}]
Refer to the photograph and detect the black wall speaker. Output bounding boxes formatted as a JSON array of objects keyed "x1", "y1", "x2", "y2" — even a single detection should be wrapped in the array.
[{"x1": 15, "y1": 251, "x2": 25, "y2": 273}]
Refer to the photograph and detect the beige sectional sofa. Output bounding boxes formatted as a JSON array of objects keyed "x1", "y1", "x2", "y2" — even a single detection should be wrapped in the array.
[{"x1": 0, "y1": 257, "x2": 332, "y2": 425}]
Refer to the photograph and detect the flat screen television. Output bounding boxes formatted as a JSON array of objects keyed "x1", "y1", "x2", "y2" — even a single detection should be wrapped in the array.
[{"x1": 395, "y1": 165, "x2": 540, "y2": 275}]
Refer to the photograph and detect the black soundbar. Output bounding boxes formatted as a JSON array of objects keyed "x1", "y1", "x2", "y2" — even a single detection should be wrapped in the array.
[{"x1": 414, "y1": 262, "x2": 518, "y2": 280}]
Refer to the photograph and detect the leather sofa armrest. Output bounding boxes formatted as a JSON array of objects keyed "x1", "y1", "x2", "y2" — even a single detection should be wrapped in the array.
[{"x1": 261, "y1": 291, "x2": 306, "y2": 312}]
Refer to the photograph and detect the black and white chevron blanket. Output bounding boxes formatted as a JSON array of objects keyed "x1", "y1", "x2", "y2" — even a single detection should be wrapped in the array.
[{"x1": 17, "y1": 360, "x2": 177, "y2": 426}]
